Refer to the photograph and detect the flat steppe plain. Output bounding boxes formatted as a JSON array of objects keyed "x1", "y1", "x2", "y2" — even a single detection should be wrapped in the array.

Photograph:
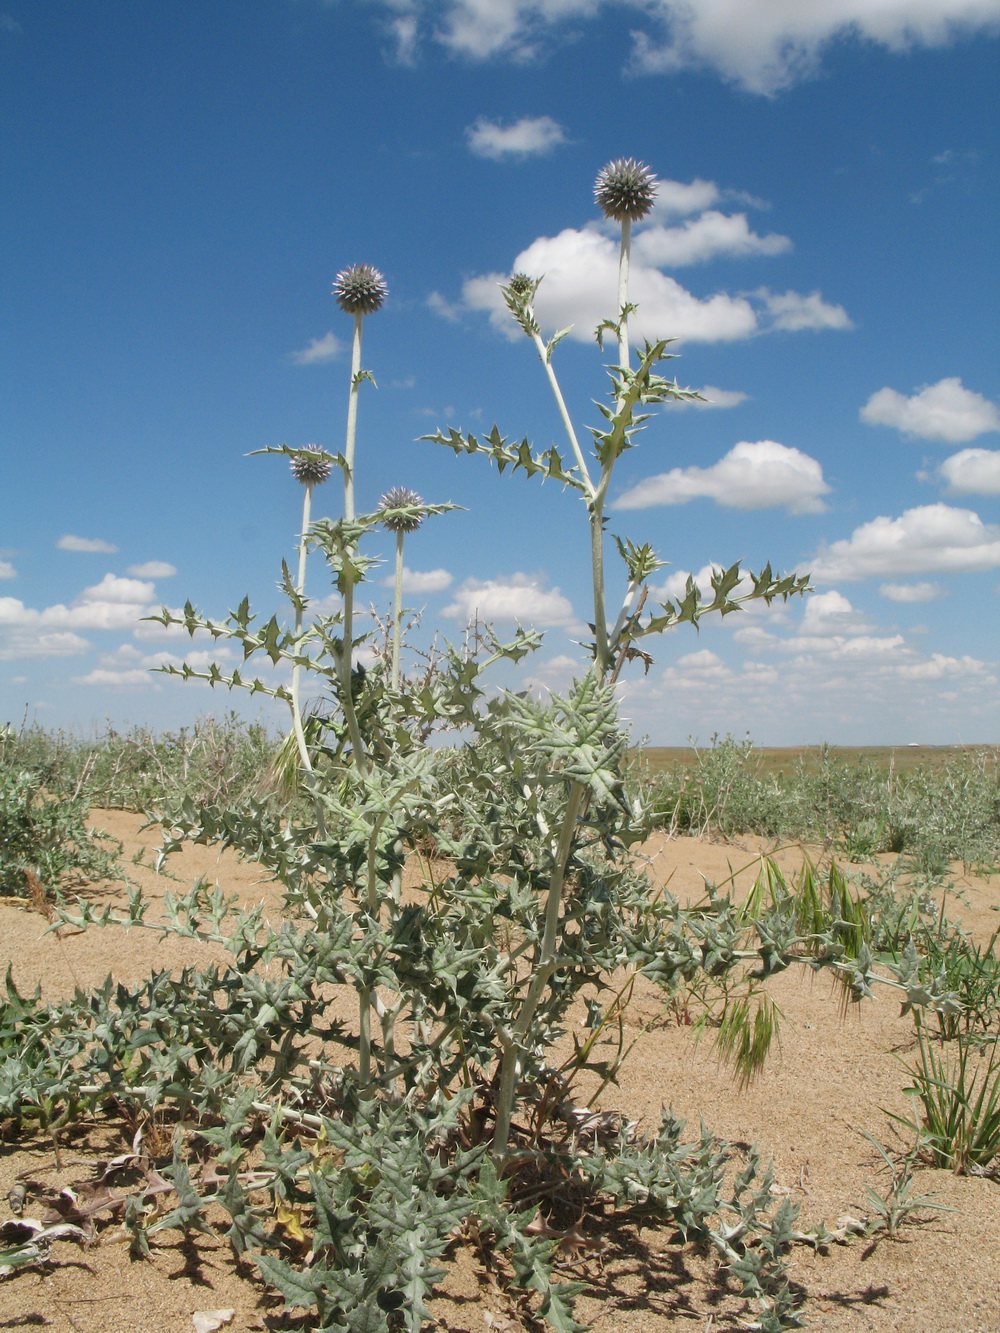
[{"x1": 1, "y1": 810, "x2": 998, "y2": 1333}]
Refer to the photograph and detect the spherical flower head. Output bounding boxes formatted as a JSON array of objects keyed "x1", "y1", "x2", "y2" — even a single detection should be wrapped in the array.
[
  {"x1": 379, "y1": 486, "x2": 424, "y2": 533},
  {"x1": 594, "y1": 158, "x2": 658, "y2": 223},
  {"x1": 290, "y1": 446, "x2": 335, "y2": 486},
  {"x1": 333, "y1": 263, "x2": 388, "y2": 315}
]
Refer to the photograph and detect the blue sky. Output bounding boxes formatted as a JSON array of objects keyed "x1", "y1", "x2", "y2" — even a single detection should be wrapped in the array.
[{"x1": 2, "y1": 0, "x2": 998, "y2": 745}]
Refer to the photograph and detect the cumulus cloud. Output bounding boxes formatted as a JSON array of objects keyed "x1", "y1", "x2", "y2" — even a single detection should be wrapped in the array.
[
  {"x1": 613, "y1": 440, "x2": 830, "y2": 513},
  {"x1": 461, "y1": 229, "x2": 759, "y2": 344},
  {"x1": 811, "y1": 503, "x2": 1000, "y2": 581},
  {"x1": 0, "y1": 560, "x2": 15, "y2": 579},
  {"x1": 74, "y1": 642, "x2": 237, "y2": 687},
  {"x1": 0, "y1": 574, "x2": 159, "y2": 636},
  {"x1": 381, "y1": 566, "x2": 454, "y2": 593},
  {"x1": 366, "y1": 2, "x2": 1000, "y2": 95},
  {"x1": 755, "y1": 287, "x2": 853, "y2": 331},
  {"x1": 628, "y1": 0, "x2": 1000, "y2": 93},
  {"x1": 466, "y1": 114, "x2": 566, "y2": 159},
  {"x1": 57, "y1": 534, "x2": 118, "y2": 553},
  {"x1": 940, "y1": 447, "x2": 1000, "y2": 493},
  {"x1": 634, "y1": 211, "x2": 790, "y2": 267},
  {"x1": 289, "y1": 331, "x2": 343, "y2": 365},
  {"x1": 649, "y1": 177, "x2": 722, "y2": 217},
  {"x1": 0, "y1": 629, "x2": 91, "y2": 661},
  {"x1": 455, "y1": 199, "x2": 849, "y2": 345},
  {"x1": 861, "y1": 377, "x2": 1000, "y2": 443},
  {"x1": 879, "y1": 581, "x2": 944, "y2": 602},
  {"x1": 442, "y1": 572, "x2": 578, "y2": 626},
  {"x1": 127, "y1": 561, "x2": 177, "y2": 579}
]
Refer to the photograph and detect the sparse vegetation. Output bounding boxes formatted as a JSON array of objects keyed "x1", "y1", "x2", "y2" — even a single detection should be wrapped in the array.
[{"x1": 1, "y1": 159, "x2": 998, "y2": 1332}]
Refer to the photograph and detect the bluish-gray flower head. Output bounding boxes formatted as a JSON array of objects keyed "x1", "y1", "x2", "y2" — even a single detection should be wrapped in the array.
[
  {"x1": 333, "y1": 264, "x2": 388, "y2": 315},
  {"x1": 290, "y1": 445, "x2": 335, "y2": 486},
  {"x1": 594, "y1": 158, "x2": 658, "y2": 222},
  {"x1": 379, "y1": 486, "x2": 424, "y2": 533}
]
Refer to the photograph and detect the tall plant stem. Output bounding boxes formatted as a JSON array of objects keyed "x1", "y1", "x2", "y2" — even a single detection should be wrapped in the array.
[
  {"x1": 529, "y1": 331, "x2": 594, "y2": 498},
  {"x1": 358, "y1": 812, "x2": 388, "y2": 1092},
  {"x1": 525, "y1": 327, "x2": 607, "y2": 669},
  {"x1": 617, "y1": 217, "x2": 632, "y2": 374},
  {"x1": 492, "y1": 780, "x2": 585, "y2": 1156},
  {"x1": 589, "y1": 505, "x2": 610, "y2": 677},
  {"x1": 344, "y1": 313, "x2": 362, "y2": 522},
  {"x1": 340, "y1": 311, "x2": 368, "y2": 773},
  {"x1": 290, "y1": 483, "x2": 314, "y2": 774},
  {"x1": 391, "y1": 529, "x2": 404, "y2": 689}
]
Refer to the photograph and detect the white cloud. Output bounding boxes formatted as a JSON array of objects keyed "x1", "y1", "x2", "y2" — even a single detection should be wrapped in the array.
[
  {"x1": 628, "y1": 0, "x2": 1000, "y2": 94},
  {"x1": 466, "y1": 114, "x2": 566, "y2": 159},
  {"x1": 811, "y1": 503, "x2": 1000, "y2": 581},
  {"x1": 462, "y1": 228, "x2": 759, "y2": 344},
  {"x1": 896, "y1": 653, "x2": 993, "y2": 681},
  {"x1": 861, "y1": 377, "x2": 1000, "y2": 443},
  {"x1": 381, "y1": 566, "x2": 454, "y2": 593},
  {"x1": 459, "y1": 215, "x2": 849, "y2": 345},
  {"x1": 127, "y1": 560, "x2": 178, "y2": 578},
  {"x1": 0, "y1": 561, "x2": 15, "y2": 579},
  {"x1": 74, "y1": 642, "x2": 238, "y2": 687},
  {"x1": 442, "y1": 572, "x2": 578, "y2": 625},
  {"x1": 634, "y1": 211, "x2": 791, "y2": 266},
  {"x1": 0, "y1": 629, "x2": 91, "y2": 661},
  {"x1": 78, "y1": 573, "x2": 157, "y2": 605},
  {"x1": 649, "y1": 178, "x2": 721, "y2": 218},
  {"x1": 755, "y1": 287, "x2": 853, "y2": 331},
  {"x1": 0, "y1": 574, "x2": 159, "y2": 636},
  {"x1": 427, "y1": 290, "x2": 463, "y2": 321},
  {"x1": 57, "y1": 534, "x2": 118, "y2": 553},
  {"x1": 879, "y1": 580, "x2": 944, "y2": 602},
  {"x1": 522, "y1": 652, "x2": 579, "y2": 696},
  {"x1": 371, "y1": 2, "x2": 1000, "y2": 95},
  {"x1": 684, "y1": 385, "x2": 749, "y2": 409},
  {"x1": 613, "y1": 440, "x2": 830, "y2": 513},
  {"x1": 799, "y1": 590, "x2": 864, "y2": 635},
  {"x1": 289, "y1": 331, "x2": 343, "y2": 365},
  {"x1": 940, "y1": 447, "x2": 1000, "y2": 493}
]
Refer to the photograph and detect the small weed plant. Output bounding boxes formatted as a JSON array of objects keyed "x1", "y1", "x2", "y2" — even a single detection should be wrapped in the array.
[{"x1": 1, "y1": 162, "x2": 970, "y2": 1330}]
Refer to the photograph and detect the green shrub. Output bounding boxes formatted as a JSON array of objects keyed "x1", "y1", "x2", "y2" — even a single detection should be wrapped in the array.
[{"x1": 0, "y1": 767, "x2": 122, "y2": 898}]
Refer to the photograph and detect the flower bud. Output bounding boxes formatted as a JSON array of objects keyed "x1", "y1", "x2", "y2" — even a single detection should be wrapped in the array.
[
  {"x1": 333, "y1": 263, "x2": 389, "y2": 315},
  {"x1": 594, "y1": 158, "x2": 658, "y2": 222}
]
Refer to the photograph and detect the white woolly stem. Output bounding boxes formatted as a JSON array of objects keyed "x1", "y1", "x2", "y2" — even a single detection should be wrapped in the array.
[
  {"x1": 618, "y1": 216, "x2": 632, "y2": 374},
  {"x1": 391, "y1": 530, "x2": 404, "y2": 690}
]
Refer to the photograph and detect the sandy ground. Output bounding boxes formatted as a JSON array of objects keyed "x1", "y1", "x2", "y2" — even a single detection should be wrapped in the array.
[{"x1": 0, "y1": 810, "x2": 998, "y2": 1333}]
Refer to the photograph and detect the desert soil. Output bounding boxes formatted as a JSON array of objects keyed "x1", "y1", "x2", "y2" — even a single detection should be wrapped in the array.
[{"x1": 1, "y1": 810, "x2": 998, "y2": 1333}]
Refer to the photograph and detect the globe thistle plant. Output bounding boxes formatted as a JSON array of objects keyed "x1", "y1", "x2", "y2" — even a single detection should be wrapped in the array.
[
  {"x1": 594, "y1": 157, "x2": 657, "y2": 223},
  {"x1": 334, "y1": 264, "x2": 387, "y2": 771},
  {"x1": 289, "y1": 446, "x2": 335, "y2": 488},
  {"x1": 379, "y1": 486, "x2": 425, "y2": 688},
  {"x1": 594, "y1": 157, "x2": 658, "y2": 373},
  {"x1": 333, "y1": 263, "x2": 389, "y2": 317}
]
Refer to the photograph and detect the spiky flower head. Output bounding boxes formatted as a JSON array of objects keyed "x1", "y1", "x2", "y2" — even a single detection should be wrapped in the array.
[
  {"x1": 333, "y1": 263, "x2": 388, "y2": 315},
  {"x1": 379, "y1": 486, "x2": 424, "y2": 533},
  {"x1": 594, "y1": 158, "x2": 658, "y2": 223},
  {"x1": 290, "y1": 445, "x2": 335, "y2": 486},
  {"x1": 506, "y1": 272, "x2": 540, "y2": 302},
  {"x1": 501, "y1": 272, "x2": 542, "y2": 337}
]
